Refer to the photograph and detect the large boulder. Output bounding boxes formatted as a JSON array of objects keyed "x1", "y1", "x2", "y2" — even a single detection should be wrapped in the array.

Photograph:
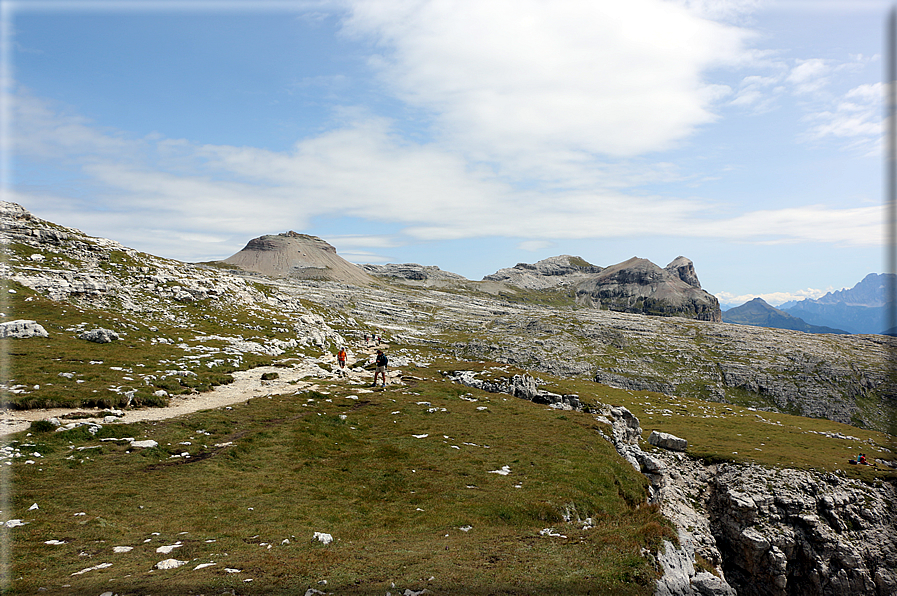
[
  {"x1": 648, "y1": 430, "x2": 688, "y2": 452},
  {"x1": 0, "y1": 320, "x2": 48, "y2": 338},
  {"x1": 79, "y1": 328, "x2": 120, "y2": 343}
]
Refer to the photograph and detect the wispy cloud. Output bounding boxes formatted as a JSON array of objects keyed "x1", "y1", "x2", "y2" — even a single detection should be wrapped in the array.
[{"x1": 11, "y1": 79, "x2": 884, "y2": 263}]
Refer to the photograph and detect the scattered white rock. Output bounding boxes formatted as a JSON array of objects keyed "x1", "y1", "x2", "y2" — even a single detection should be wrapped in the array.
[
  {"x1": 154, "y1": 559, "x2": 188, "y2": 570},
  {"x1": 313, "y1": 531, "x2": 333, "y2": 545},
  {"x1": 71, "y1": 562, "x2": 113, "y2": 575},
  {"x1": 44, "y1": 539, "x2": 66, "y2": 545},
  {"x1": 113, "y1": 546, "x2": 134, "y2": 553},
  {"x1": 4, "y1": 519, "x2": 26, "y2": 528},
  {"x1": 488, "y1": 465, "x2": 511, "y2": 475},
  {"x1": 156, "y1": 542, "x2": 182, "y2": 554},
  {"x1": 194, "y1": 562, "x2": 216, "y2": 570},
  {"x1": 130, "y1": 439, "x2": 158, "y2": 449},
  {"x1": 412, "y1": 434, "x2": 428, "y2": 439},
  {"x1": 28, "y1": 503, "x2": 38, "y2": 511}
]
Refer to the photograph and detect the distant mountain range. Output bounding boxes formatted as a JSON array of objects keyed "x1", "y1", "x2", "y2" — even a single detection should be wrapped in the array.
[
  {"x1": 723, "y1": 273, "x2": 894, "y2": 335},
  {"x1": 779, "y1": 273, "x2": 894, "y2": 335},
  {"x1": 722, "y1": 298, "x2": 849, "y2": 334}
]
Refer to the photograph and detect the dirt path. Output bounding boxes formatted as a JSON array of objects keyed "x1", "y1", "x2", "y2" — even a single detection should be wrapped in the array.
[{"x1": 0, "y1": 343, "x2": 391, "y2": 438}]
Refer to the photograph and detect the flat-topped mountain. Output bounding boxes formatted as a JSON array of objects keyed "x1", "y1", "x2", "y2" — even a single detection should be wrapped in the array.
[{"x1": 220, "y1": 232, "x2": 373, "y2": 285}]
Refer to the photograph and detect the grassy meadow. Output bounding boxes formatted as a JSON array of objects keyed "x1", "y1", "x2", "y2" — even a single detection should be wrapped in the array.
[{"x1": 6, "y1": 367, "x2": 669, "y2": 595}]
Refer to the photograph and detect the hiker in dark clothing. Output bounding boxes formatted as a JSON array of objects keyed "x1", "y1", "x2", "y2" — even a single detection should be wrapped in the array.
[{"x1": 372, "y1": 350, "x2": 387, "y2": 387}]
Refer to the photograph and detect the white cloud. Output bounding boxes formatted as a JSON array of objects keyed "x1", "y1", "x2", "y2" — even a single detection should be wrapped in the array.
[
  {"x1": 343, "y1": 0, "x2": 752, "y2": 171},
  {"x1": 786, "y1": 58, "x2": 830, "y2": 95},
  {"x1": 800, "y1": 82, "x2": 882, "y2": 153}
]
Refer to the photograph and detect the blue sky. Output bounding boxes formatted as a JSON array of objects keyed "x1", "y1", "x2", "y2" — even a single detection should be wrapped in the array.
[{"x1": 3, "y1": 0, "x2": 890, "y2": 306}]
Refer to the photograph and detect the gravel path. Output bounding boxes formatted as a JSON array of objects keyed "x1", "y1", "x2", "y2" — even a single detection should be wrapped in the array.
[{"x1": 0, "y1": 344, "x2": 391, "y2": 438}]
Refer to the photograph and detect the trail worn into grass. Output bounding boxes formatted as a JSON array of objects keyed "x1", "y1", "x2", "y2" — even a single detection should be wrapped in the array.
[{"x1": 0, "y1": 343, "x2": 394, "y2": 437}]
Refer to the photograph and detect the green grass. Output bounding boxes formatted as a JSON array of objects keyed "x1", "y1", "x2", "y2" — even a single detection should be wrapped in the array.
[
  {"x1": 435, "y1": 361, "x2": 896, "y2": 481},
  {"x1": 6, "y1": 375, "x2": 669, "y2": 595},
  {"x1": 0, "y1": 284, "x2": 294, "y2": 409}
]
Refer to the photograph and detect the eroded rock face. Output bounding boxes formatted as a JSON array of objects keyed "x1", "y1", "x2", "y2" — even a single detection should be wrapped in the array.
[
  {"x1": 574, "y1": 257, "x2": 721, "y2": 322},
  {"x1": 665, "y1": 256, "x2": 702, "y2": 289},
  {"x1": 708, "y1": 465, "x2": 897, "y2": 596}
]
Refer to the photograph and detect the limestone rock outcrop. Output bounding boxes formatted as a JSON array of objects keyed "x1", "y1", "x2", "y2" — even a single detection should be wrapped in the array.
[
  {"x1": 574, "y1": 257, "x2": 721, "y2": 321},
  {"x1": 79, "y1": 328, "x2": 120, "y2": 343},
  {"x1": 708, "y1": 464, "x2": 897, "y2": 596},
  {"x1": 0, "y1": 320, "x2": 48, "y2": 339},
  {"x1": 362, "y1": 263, "x2": 467, "y2": 285},
  {"x1": 483, "y1": 255, "x2": 604, "y2": 290}
]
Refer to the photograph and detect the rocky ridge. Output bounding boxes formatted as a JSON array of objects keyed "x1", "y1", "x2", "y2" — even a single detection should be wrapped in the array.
[
  {"x1": 361, "y1": 263, "x2": 467, "y2": 286},
  {"x1": 440, "y1": 370, "x2": 896, "y2": 596}
]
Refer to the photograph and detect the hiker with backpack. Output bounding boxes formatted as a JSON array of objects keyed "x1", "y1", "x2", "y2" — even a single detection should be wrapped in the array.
[{"x1": 372, "y1": 349, "x2": 388, "y2": 387}]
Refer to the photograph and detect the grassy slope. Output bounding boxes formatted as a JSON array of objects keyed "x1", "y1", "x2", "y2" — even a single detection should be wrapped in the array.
[
  {"x1": 0, "y1": 282, "x2": 287, "y2": 409},
  {"x1": 7, "y1": 365, "x2": 668, "y2": 595}
]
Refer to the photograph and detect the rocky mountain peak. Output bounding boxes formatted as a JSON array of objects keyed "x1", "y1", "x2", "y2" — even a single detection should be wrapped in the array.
[
  {"x1": 665, "y1": 256, "x2": 702, "y2": 288},
  {"x1": 575, "y1": 257, "x2": 721, "y2": 321}
]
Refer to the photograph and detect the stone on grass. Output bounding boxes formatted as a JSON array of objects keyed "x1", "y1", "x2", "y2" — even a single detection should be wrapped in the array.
[
  {"x1": 0, "y1": 320, "x2": 48, "y2": 338},
  {"x1": 313, "y1": 532, "x2": 333, "y2": 545},
  {"x1": 154, "y1": 558, "x2": 187, "y2": 570},
  {"x1": 79, "y1": 328, "x2": 120, "y2": 343},
  {"x1": 648, "y1": 430, "x2": 688, "y2": 452},
  {"x1": 130, "y1": 439, "x2": 158, "y2": 449},
  {"x1": 156, "y1": 542, "x2": 182, "y2": 554}
]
